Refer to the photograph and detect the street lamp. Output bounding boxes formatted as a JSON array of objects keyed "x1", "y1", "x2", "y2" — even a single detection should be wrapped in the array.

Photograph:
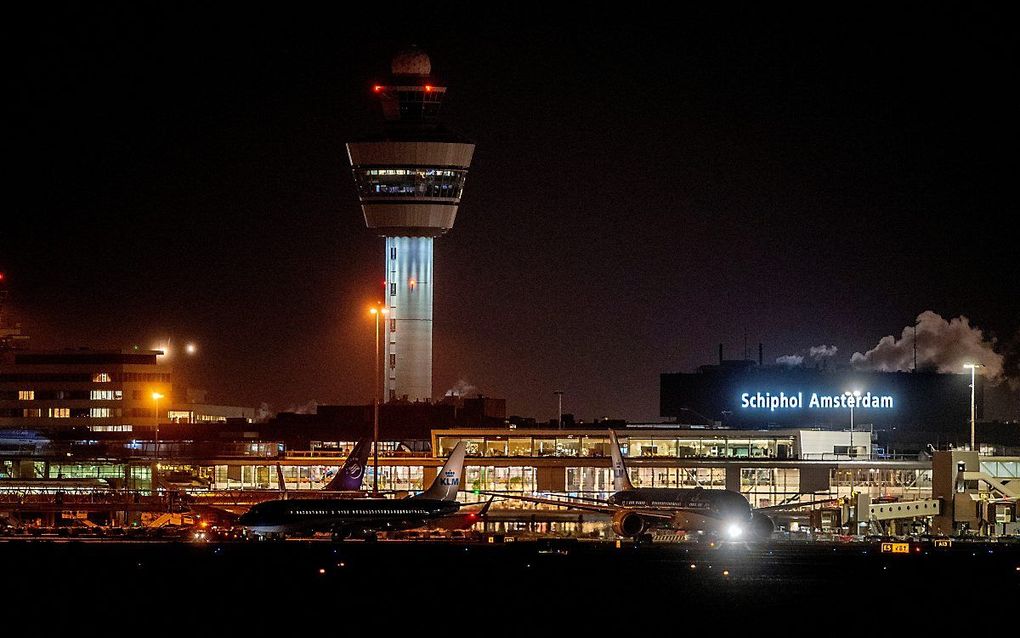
[
  {"x1": 554, "y1": 391, "x2": 564, "y2": 429},
  {"x1": 152, "y1": 391, "x2": 164, "y2": 494},
  {"x1": 844, "y1": 390, "x2": 862, "y2": 458},
  {"x1": 151, "y1": 392, "x2": 164, "y2": 456},
  {"x1": 844, "y1": 389, "x2": 861, "y2": 498},
  {"x1": 369, "y1": 305, "x2": 387, "y2": 496},
  {"x1": 964, "y1": 364, "x2": 984, "y2": 451}
]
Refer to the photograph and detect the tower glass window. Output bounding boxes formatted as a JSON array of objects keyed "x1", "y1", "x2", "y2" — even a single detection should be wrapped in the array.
[{"x1": 354, "y1": 168, "x2": 466, "y2": 200}]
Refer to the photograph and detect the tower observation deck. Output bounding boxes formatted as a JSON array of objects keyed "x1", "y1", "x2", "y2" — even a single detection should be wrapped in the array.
[{"x1": 347, "y1": 48, "x2": 475, "y2": 402}]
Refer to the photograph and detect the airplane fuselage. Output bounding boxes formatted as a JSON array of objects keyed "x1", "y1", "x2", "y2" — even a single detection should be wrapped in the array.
[
  {"x1": 237, "y1": 497, "x2": 461, "y2": 536},
  {"x1": 607, "y1": 488, "x2": 754, "y2": 536}
]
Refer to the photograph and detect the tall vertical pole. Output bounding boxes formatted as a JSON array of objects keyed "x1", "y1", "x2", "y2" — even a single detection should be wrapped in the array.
[
  {"x1": 970, "y1": 365, "x2": 976, "y2": 451},
  {"x1": 154, "y1": 395, "x2": 159, "y2": 460},
  {"x1": 373, "y1": 308, "x2": 380, "y2": 497},
  {"x1": 849, "y1": 402, "x2": 854, "y2": 498},
  {"x1": 554, "y1": 391, "x2": 563, "y2": 429}
]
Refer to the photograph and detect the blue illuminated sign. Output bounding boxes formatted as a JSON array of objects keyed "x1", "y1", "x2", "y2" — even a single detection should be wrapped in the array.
[{"x1": 740, "y1": 391, "x2": 894, "y2": 412}]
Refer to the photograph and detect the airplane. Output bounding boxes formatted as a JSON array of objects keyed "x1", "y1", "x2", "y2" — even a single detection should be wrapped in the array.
[
  {"x1": 485, "y1": 431, "x2": 774, "y2": 541},
  {"x1": 237, "y1": 441, "x2": 466, "y2": 540}
]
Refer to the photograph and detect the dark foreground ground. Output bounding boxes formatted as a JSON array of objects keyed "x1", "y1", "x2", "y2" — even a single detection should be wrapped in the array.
[{"x1": 3, "y1": 538, "x2": 1017, "y2": 631}]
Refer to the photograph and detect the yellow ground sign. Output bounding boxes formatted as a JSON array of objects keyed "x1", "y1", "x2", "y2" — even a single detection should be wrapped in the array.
[{"x1": 881, "y1": 542, "x2": 910, "y2": 554}]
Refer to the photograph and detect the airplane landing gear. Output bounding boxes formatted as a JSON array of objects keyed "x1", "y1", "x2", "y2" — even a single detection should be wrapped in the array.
[{"x1": 331, "y1": 529, "x2": 349, "y2": 542}]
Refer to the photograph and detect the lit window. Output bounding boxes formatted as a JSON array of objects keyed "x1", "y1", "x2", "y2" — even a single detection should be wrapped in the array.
[
  {"x1": 92, "y1": 372, "x2": 111, "y2": 383},
  {"x1": 18, "y1": 390, "x2": 34, "y2": 400},
  {"x1": 49, "y1": 408, "x2": 70, "y2": 418},
  {"x1": 89, "y1": 408, "x2": 112, "y2": 418},
  {"x1": 390, "y1": 318, "x2": 396, "y2": 332}
]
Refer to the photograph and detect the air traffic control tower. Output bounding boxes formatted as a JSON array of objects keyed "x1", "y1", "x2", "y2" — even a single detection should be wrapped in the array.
[{"x1": 347, "y1": 48, "x2": 475, "y2": 403}]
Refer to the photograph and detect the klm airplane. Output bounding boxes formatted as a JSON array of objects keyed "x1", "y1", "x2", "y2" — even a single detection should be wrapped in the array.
[{"x1": 239, "y1": 442, "x2": 466, "y2": 540}]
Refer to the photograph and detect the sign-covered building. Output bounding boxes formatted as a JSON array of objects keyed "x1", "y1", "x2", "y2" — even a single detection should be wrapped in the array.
[{"x1": 661, "y1": 360, "x2": 981, "y2": 437}]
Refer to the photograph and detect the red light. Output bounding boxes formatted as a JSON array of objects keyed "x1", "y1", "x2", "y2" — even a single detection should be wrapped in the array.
[
  {"x1": 372, "y1": 85, "x2": 383, "y2": 93},
  {"x1": 0, "y1": 272, "x2": 5, "y2": 281},
  {"x1": 424, "y1": 85, "x2": 433, "y2": 92}
]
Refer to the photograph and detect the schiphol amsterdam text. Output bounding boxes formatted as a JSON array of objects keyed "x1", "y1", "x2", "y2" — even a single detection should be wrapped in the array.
[{"x1": 740, "y1": 391, "x2": 894, "y2": 412}]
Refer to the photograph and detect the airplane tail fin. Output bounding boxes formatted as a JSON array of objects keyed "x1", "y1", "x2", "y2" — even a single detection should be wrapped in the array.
[
  {"x1": 275, "y1": 463, "x2": 288, "y2": 500},
  {"x1": 415, "y1": 441, "x2": 466, "y2": 501},
  {"x1": 609, "y1": 430, "x2": 635, "y2": 492},
  {"x1": 323, "y1": 440, "x2": 370, "y2": 492}
]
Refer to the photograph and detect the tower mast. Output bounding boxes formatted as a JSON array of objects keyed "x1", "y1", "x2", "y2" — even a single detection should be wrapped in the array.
[{"x1": 347, "y1": 48, "x2": 475, "y2": 403}]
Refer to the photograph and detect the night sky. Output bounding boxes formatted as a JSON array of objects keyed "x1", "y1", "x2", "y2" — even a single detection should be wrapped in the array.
[{"x1": 4, "y1": 5, "x2": 1016, "y2": 421}]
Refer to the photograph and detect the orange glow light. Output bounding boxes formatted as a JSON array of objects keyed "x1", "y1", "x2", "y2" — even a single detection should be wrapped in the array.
[{"x1": 424, "y1": 85, "x2": 433, "y2": 92}]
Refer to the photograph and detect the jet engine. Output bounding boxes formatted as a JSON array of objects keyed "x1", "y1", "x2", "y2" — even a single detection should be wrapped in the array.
[
  {"x1": 612, "y1": 510, "x2": 648, "y2": 537},
  {"x1": 750, "y1": 512, "x2": 776, "y2": 538}
]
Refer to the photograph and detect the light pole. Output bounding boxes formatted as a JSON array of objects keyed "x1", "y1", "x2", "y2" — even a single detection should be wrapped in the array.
[
  {"x1": 370, "y1": 305, "x2": 387, "y2": 496},
  {"x1": 844, "y1": 390, "x2": 861, "y2": 499},
  {"x1": 152, "y1": 391, "x2": 164, "y2": 494},
  {"x1": 554, "y1": 391, "x2": 563, "y2": 429},
  {"x1": 964, "y1": 364, "x2": 984, "y2": 451}
]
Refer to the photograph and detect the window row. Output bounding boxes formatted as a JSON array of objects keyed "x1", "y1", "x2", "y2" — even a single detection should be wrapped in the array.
[
  {"x1": 7, "y1": 407, "x2": 124, "y2": 418},
  {"x1": 354, "y1": 167, "x2": 466, "y2": 200},
  {"x1": 4, "y1": 389, "x2": 124, "y2": 401}
]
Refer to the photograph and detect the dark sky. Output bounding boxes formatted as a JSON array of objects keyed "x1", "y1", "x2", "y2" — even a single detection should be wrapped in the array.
[{"x1": 3, "y1": 4, "x2": 1016, "y2": 421}]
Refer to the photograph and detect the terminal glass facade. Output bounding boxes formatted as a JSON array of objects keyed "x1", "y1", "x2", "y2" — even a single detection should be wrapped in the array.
[
  {"x1": 464, "y1": 465, "x2": 536, "y2": 493},
  {"x1": 829, "y1": 468, "x2": 932, "y2": 499},
  {"x1": 437, "y1": 433, "x2": 795, "y2": 460},
  {"x1": 740, "y1": 468, "x2": 801, "y2": 508}
]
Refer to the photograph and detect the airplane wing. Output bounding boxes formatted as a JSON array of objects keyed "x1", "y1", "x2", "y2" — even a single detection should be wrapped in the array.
[
  {"x1": 479, "y1": 491, "x2": 672, "y2": 520},
  {"x1": 755, "y1": 497, "x2": 839, "y2": 512}
]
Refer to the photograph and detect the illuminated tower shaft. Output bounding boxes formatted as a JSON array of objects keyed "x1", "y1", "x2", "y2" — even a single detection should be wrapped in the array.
[
  {"x1": 385, "y1": 236, "x2": 433, "y2": 402},
  {"x1": 347, "y1": 49, "x2": 474, "y2": 402}
]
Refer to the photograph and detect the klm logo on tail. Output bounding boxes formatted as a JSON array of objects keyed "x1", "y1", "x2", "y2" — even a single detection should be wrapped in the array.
[{"x1": 439, "y1": 470, "x2": 459, "y2": 487}]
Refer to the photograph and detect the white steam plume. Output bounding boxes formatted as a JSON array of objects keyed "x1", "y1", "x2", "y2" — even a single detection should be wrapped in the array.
[
  {"x1": 444, "y1": 379, "x2": 478, "y2": 398},
  {"x1": 775, "y1": 345, "x2": 836, "y2": 367},
  {"x1": 809, "y1": 345, "x2": 838, "y2": 361},
  {"x1": 851, "y1": 311, "x2": 1004, "y2": 379},
  {"x1": 285, "y1": 399, "x2": 319, "y2": 414}
]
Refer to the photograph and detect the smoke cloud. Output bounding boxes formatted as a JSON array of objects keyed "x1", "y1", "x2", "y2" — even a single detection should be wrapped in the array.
[
  {"x1": 776, "y1": 345, "x2": 836, "y2": 367},
  {"x1": 444, "y1": 378, "x2": 479, "y2": 398},
  {"x1": 285, "y1": 399, "x2": 318, "y2": 414},
  {"x1": 851, "y1": 311, "x2": 1004, "y2": 379},
  {"x1": 809, "y1": 345, "x2": 838, "y2": 361}
]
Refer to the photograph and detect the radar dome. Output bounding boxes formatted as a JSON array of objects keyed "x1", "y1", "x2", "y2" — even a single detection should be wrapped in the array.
[{"x1": 391, "y1": 47, "x2": 431, "y2": 76}]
